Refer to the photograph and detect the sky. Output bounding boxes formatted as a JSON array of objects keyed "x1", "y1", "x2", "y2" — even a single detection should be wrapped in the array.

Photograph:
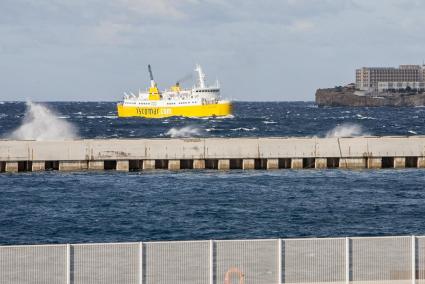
[{"x1": 1, "y1": 0, "x2": 425, "y2": 101}]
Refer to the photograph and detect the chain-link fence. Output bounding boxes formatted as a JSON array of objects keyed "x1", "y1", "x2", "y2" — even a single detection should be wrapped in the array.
[{"x1": 0, "y1": 236, "x2": 422, "y2": 284}]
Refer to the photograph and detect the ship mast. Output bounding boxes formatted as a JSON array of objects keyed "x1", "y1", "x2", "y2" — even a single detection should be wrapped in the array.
[
  {"x1": 148, "y1": 64, "x2": 156, "y2": 88},
  {"x1": 195, "y1": 64, "x2": 206, "y2": 88}
]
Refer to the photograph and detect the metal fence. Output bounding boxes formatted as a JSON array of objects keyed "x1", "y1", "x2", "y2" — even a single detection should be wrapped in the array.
[{"x1": 0, "y1": 236, "x2": 424, "y2": 284}]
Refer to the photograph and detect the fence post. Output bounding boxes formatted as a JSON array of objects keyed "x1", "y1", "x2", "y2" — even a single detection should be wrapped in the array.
[
  {"x1": 412, "y1": 236, "x2": 416, "y2": 284},
  {"x1": 139, "y1": 242, "x2": 143, "y2": 284},
  {"x1": 278, "y1": 239, "x2": 282, "y2": 284},
  {"x1": 66, "y1": 244, "x2": 70, "y2": 284},
  {"x1": 210, "y1": 240, "x2": 214, "y2": 284},
  {"x1": 345, "y1": 237, "x2": 349, "y2": 284}
]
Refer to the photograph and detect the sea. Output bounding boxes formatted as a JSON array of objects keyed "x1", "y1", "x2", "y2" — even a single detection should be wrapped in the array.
[{"x1": 0, "y1": 101, "x2": 425, "y2": 245}]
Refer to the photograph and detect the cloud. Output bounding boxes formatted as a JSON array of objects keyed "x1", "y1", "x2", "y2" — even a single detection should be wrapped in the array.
[
  {"x1": 90, "y1": 21, "x2": 133, "y2": 45},
  {"x1": 288, "y1": 19, "x2": 315, "y2": 32},
  {"x1": 117, "y1": 0, "x2": 187, "y2": 19},
  {"x1": 1, "y1": 0, "x2": 425, "y2": 101}
]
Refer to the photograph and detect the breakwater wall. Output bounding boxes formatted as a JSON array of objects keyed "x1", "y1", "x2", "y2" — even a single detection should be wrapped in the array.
[
  {"x1": 1, "y1": 136, "x2": 425, "y2": 172},
  {"x1": 0, "y1": 236, "x2": 423, "y2": 284}
]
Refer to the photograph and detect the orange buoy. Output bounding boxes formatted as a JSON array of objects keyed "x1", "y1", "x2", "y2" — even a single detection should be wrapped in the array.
[{"x1": 224, "y1": 267, "x2": 244, "y2": 284}]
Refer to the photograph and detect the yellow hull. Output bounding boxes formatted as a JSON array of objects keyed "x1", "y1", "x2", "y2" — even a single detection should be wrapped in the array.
[{"x1": 117, "y1": 102, "x2": 232, "y2": 118}]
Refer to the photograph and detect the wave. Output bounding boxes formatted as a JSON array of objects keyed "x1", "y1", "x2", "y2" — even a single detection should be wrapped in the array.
[
  {"x1": 86, "y1": 115, "x2": 117, "y2": 119},
  {"x1": 230, "y1": 127, "x2": 257, "y2": 132},
  {"x1": 325, "y1": 123, "x2": 369, "y2": 138},
  {"x1": 6, "y1": 101, "x2": 79, "y2": 140},
  {"x1": 356, "y1": 114, "x2": 376, "y2": 120},
  {"x1": 206, "y1": 127, "x2": 224, "y2": 132},
  {"x1": 187, "y1": 114, "x2": 235, "y2": 120},
  {"x1": 165, "y1": 126, "x2": 202, "y2": 138}
]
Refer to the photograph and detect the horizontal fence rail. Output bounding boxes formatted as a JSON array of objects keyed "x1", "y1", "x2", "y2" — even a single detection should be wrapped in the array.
[{"x1": 0, "y1": 236, "x2": 424, "y2": 283}]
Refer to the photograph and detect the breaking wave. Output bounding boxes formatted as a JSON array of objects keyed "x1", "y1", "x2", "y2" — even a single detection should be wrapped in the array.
[
  {"x1": 165, "y1": 126, "x2": 202, "y2": 138},
  {"x1": 6, "y1": 102, "x2": 79, "y2": 140},
  {"x1": 230, "y1": 127, "x2": 257, "y2": 132},
  {"x1": 325, "y1": 123, "x2": 369, "y2": 138}
]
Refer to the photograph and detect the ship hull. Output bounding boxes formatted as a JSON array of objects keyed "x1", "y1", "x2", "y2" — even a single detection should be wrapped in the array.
[{"x1": 117, "y1": 101, "x2": 232, "y2": 118}]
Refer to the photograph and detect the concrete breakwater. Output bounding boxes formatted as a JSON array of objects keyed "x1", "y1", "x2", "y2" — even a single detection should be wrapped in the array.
[{"x1": 1, "y1": 136, "x2": 425, "y2": 172}]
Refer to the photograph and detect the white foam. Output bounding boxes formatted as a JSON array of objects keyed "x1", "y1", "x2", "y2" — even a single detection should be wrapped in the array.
[
  {"x1": 408, "y1": 130, "x2": 418, "y2": 135},
  {"x1": 215, "y1": 114, "x2": 234, "y2": 119},
  {"x1": 325, "y1": 123, "x2": 369, "y2": 138},
  {"x1": 189, "y1": 114, "x2": 234, "y2": 120},
  {"x1": 165, "y1": 126, "x2": 202, "y2": 138},
  {"x1": 85, "y1": 115, "x2": 116, "y2": 119},
  {"x1": 6, "y1": 102, "x2": 78, "y2": 141},
  {"x1": 205, "y1": 127, "x2": 224, "y2": 132},
  {"x1": 355, "y1": 113, "x2": 376, "y2": 120},
  {"x1": 230, "y1": 127, "x2": 257, "y2": 132}
]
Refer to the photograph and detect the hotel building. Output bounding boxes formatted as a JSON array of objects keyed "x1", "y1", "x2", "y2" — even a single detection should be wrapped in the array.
[{"x1": 356, "y1": 64, "x2": 425, "y2": 92}]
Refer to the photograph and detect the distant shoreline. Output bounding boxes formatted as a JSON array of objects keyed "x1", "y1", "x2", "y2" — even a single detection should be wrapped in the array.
[{"x1": 316, "y1": 87, "x2": 425, "y2": 107}]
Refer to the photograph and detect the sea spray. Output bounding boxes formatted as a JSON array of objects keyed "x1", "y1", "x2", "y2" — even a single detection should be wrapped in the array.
[
  {"x1": 165, "y1": 126, "x2": 202, "y2": 138},
  {"x1": 325, "y1": 123, "x2": 369, "y2": 138},
  {"x1": 7, "y1": 102, "x2": 78, "y2": 140}
]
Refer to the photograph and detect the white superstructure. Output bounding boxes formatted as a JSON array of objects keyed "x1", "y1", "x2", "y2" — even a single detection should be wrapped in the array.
[{"x1": 122, "y1": 65, "x2": 223, "y2": 107}]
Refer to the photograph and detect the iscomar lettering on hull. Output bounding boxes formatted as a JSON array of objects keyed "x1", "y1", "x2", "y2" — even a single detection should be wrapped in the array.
[
  {"x1": 117, "y1": 64, "x2": 232, "y2": 118},
  {"x1": 135, "y1": 108, "x2": 172, "y2": 116}
]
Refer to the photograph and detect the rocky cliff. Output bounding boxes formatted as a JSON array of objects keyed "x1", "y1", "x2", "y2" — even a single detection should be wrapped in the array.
[{"x1": 316, "y1": 88, "x2": 425, "y2": 107}]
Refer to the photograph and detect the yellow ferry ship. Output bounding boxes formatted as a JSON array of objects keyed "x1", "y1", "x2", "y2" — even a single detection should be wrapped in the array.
[{"x1": 117, "y1": 65, "x2": 232, "y2": 118}]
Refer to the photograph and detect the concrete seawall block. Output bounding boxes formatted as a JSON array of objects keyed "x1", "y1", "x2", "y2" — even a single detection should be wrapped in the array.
[
  {"x1": 193, "y1": 159, "x2": 205, "y2": 169},
  {"x1": 291, "y1": 158, "x2": 303, "y2": 169},
  {"x1": 59, "y1": 161, "x2": 88, "y2": 171},
  {"x1": 339, "y1": 158, "x2": 366, "y2": 169},
  {"x1": 168, "y1": 160, "x2": 180, "y2": 170},
  {"x1": 418, "y1": 157, "x2": 425, "y2": 168},
  {"x1": 218, "y1": 159, "x2": 230, "y2": 170},
  {"x1": 368, "y1": 158, "x2": 382, "y2": 169},
  {"x1": 32, "y1": 161, "x2": 45, "y2": 172},
  {"x1": 266, "y1": 159, "x2": 279, "y2": 170},
  {"x1": 143, "y1": 160, "x2": 155, "y2": 170},
  {"x1": 393, "y1": 157, "x2": 405, "y2": 168},
  {"x1": 3, "y1": 137, "x2": 425, "y2": 173},
  {"x1": 315, "y1": 158, "x2": 327, "y2": 169},
  {"x1": 242, "y1": 159, "x2": 255, "y2": 170},
  {"x1": 5, "y1": 162, "x2": 18, "y2": 173},
  {"x1": 116, "y1": 160, "x2": 129, "y2": 171},
  {"x1": 88, "y1": 161, "x2": 104, "y2": 170}
]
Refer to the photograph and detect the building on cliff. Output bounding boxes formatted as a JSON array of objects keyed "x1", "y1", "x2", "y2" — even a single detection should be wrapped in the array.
[{"x1": 356, "y1": 64, "x2": 425, "y2": 92}]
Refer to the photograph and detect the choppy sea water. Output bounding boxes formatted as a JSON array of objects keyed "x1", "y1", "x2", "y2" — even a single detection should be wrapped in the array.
[
  {"x1": 1, "y1": 170, "x2": 424, "y2": 245},
  {"x1": 0, "y1": 101, "x2": 425, "y2": 245},
  {"x1": 0, "y1": 101, "x2": 425, "y2": 138}
]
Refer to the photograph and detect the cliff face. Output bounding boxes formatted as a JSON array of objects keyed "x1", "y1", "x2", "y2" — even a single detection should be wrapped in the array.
[{"x1": 315, "y1": 88, "x2": 425, "y2": 107}]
